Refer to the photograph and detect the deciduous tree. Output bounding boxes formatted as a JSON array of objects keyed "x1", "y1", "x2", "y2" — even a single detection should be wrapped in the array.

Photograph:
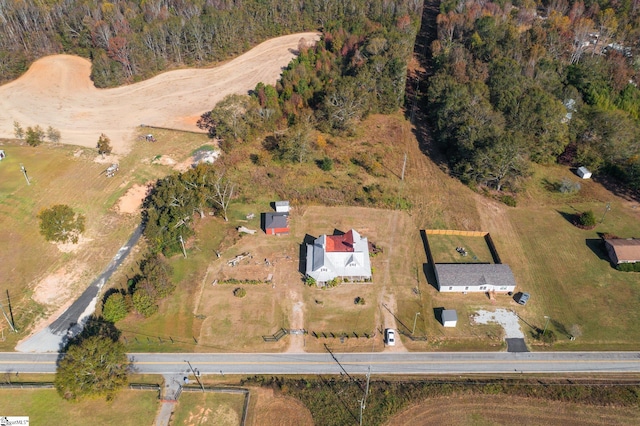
[
  {"x1": 38, "y1": 205, "x2": 86, "y2": 244},
  {"x1": 55, "y1": 333, "x2": 129, "y2": 401},
  {"x1": 97, "y1": 133, "x2": 113, "y2": 158}
]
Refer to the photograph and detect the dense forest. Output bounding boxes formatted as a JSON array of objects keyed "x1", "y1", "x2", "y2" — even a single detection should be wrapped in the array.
[
  {"x1": 428, "y1": 0, "x2": 640, "y2": 192},
  {"x1": 0, "y1": 0, "x2": 422, "y2": 87},
  {"x1": 133, "y1": 1, "x2": 422, "y2": 254}
]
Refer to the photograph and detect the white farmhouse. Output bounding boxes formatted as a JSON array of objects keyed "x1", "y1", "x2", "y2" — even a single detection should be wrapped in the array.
[{"x1": 306, "y1": 229, "x2": 372, "y2": 284}]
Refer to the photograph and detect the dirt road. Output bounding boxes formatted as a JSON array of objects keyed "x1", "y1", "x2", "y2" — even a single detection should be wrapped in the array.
[{"x1": 0, "y1": 32, "x2": 319, "y2": 153}]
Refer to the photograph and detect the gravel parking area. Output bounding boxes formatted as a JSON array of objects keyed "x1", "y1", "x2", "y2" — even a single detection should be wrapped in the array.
[{"x1": 473, "y1": 309, "x2": 524, "y2": 339}]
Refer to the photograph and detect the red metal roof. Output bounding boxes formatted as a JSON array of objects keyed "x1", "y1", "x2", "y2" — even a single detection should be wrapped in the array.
[{"x1": 326, "y1": 230, "x2": 354, "y2": 252}]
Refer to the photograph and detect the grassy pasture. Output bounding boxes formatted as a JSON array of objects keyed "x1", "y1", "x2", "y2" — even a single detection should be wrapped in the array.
[
  {"x1": 0, "y1": 389, "x2": 158, "y2": 425},
  {"x1": 425, "y1": 234, "x2": 495, "y2": 264},
  {"x1": 0, "y1": 128, "x2": 211, "y2": 350}
]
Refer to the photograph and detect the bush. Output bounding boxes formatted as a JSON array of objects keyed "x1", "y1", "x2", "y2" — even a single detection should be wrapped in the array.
[
  {"x1": 25, "y1": 125, "x2": 45, "y2": 146},
  {"x1": 354, "y1": 297, "x2": 365, "y2": 305},
  {"x1": 305, "y1": 276, "x2": 316, "y2": 287},
  {"x1": 132, "y1": 285, "x2": 158, "y2": 317},
  {"x1": 500, "y1": 195, "x2": 517, "y2": 207},
  {"x1": 317, "y1": 156, "x2": 333, "y2": 171},
  {"x1": 233, "y1": 287, "x2": 247, "y2": 298},
  {"x1": 578, "y1": 210, "x2": 596, "y2": 227},
  {"x1": 102, "y1": 292, "x2": 129, "y2": 323},
  {"x1": 559, "y1": 178, "x2": 581, "y2": 194},
  {"x1": 47, "y1": 126, "x2": 61, "y2": 143}
]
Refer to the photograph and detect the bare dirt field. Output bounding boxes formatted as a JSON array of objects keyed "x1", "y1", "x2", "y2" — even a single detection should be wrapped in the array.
[
  {"x1": 0, "y1": 32, "x2": 319, "y2": 153},
  {"x1": 249, "y1": 388, "x2": 313, "y2": 426},
  {"x1": 387, "y1": 394, "x2": 640, "y2": 425}
]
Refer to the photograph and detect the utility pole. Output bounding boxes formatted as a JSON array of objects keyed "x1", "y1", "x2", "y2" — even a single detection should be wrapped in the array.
[
  {"x1": 179, "y1": 235, "x2": 187, "y2": 258},
  {"x1": 20, "y1": 164, "x2": 30, "y2": 185},
  {"x1": 0, "y1": 299, "x2": 17, "y2": 333},
  {"x1": 6, "y1": 291, "x2": 16, "y2": 333},
  {"x1": 412, "y1": 312, "x2": 421, "y2": 335},
  {"x1": 401, "y1": 153, "x2": 407, "y2": 181},
  {"x1": 359, "y1": 365, "x2": 371, "y2": 426},
  {"x1": 600, "y1": 202, "x2": 611, "y2": 223},
  {"x1": 543, "y1": 316, "x2": 551, "y2": 336},
  {"x1": 184, "y1": 360, "x2": 204, "y2": 392}
]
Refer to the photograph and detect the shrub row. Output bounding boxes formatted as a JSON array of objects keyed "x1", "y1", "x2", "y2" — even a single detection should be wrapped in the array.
[{"x1": 617, "y1": 263, "x2": 640, "y2": 272}]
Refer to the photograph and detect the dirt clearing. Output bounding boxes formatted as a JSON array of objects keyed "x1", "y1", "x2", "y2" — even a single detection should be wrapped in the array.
[
  {"x1": 249, "y1": 387, "x2": 313, "y2": 426},
  {"x1": 0, "y1": 32, "x2": 319, "y2": 153}
]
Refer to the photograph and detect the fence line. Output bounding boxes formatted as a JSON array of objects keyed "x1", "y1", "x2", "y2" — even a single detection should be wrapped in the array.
[{"x1": 424, "y1": 229, "x2": 488, "y2": 237}]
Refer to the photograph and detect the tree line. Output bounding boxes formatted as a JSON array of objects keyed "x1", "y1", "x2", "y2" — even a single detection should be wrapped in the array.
[
  {"x1": 426, "y1": 0, "x2": 640, "y2": 193},
  {"x1": 0, "y1": 0, "x2": 423, "y2": 87},
  {"x1": 197, "y1": 8, "x2": 421, "y2": 164}
]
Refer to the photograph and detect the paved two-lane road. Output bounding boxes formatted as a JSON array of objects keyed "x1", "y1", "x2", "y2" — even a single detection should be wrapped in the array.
[{"x1": 2, "y1": 351, "x2": 640, "y2": 375}]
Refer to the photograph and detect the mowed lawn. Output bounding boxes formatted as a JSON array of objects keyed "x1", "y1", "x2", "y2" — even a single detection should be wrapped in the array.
[
  {"x1": 426, "y1": 234, "x2": 495, "y2": 264},
  {"x1": 0, "y1": 389, "x2": 158, "y2": 425},
  {"x1": 503, "y1": 203, "x2": 640, "y2": 349}
]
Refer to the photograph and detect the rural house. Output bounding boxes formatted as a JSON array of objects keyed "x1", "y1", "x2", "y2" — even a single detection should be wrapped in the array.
[
  {"x1": 434, "y1": 264, "x2": 517, "y2": 293},
  {"x1": 263, "y1": 212, "x2": 289, "y2": 235},
  {"x1": 604, "y1": 238, "x2": 640, "y2": 264},
  {"x1": 306, "y1": 229, "x2": 372, "y2": 284}
]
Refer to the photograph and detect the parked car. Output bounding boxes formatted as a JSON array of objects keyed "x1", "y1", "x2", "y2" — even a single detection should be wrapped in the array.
[
  {"x1": 385, "y1": 328, "x2": 396, "y2": 346},
  {"x1": 516, "y1": 292, "x2": 530, "y2": 305}
]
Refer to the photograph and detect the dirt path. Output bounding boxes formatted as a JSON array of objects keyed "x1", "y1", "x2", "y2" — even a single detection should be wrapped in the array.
[
  {"x1": 286, "y1": 290, "x2": 306, "y2": 353},
  {"x1": 0, "y1": 32, "x2": 319, "y2": 153}
]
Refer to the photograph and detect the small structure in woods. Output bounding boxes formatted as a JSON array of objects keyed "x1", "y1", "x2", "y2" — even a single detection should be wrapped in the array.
[{"x1": 577, "y1": 166, "x2": 592, "y2": 179}]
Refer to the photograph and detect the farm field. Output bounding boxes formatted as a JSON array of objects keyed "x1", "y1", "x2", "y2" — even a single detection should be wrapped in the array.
[
  {"x1": 171, "y1": 391, "x2": 245, "y2": 426},
  {"x1": 0, "y1": 389, "x2": 158, "y2": 425},
  {"x1": 388, "y1": 394, "x2": 640, "y2": 425},
  {"x1": 0, "y1": 33, "x2": 320, "y2": 152}
]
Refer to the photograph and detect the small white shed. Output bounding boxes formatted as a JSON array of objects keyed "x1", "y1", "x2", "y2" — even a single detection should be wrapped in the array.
[
  {"x1": 0, "y1": 150, "x2": 5, "y2": 160},
  {"x1": 577, "y1": 166, "x2": 592, "y2": 179},
  {"x1": 442, "y1": 309, "x2": 458, "y2": 327},
  {"x1": 275, "y1": 201, "x2": 290, "y2": 213}
]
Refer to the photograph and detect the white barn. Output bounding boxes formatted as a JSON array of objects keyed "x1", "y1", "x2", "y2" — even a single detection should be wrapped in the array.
[{"x1": 306, "y1": 229, "x2": 372, "y2": 284}]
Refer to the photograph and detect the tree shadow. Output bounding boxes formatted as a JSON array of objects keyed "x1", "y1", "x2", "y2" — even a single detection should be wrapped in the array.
[
  {"x1": 556, "y1": 209, "x2": 578, "y2": 226},
  {"x1": 57, "y1": 315, "x2": 121, "y2": 356},
  {"x1": 542, "y1": 178, "x2": 560, "y2": 192},
  {"x1": 592, "y1": 174, "x2": 640, "y2": 203}
]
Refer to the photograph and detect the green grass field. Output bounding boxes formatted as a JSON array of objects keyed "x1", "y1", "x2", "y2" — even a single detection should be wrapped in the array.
[
  {"x1": 0, "y1": 389, "x2": 158, "y2": 425},
  {"x1": 426, "y1": 234, "x2": 495, "y2": 264}
]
